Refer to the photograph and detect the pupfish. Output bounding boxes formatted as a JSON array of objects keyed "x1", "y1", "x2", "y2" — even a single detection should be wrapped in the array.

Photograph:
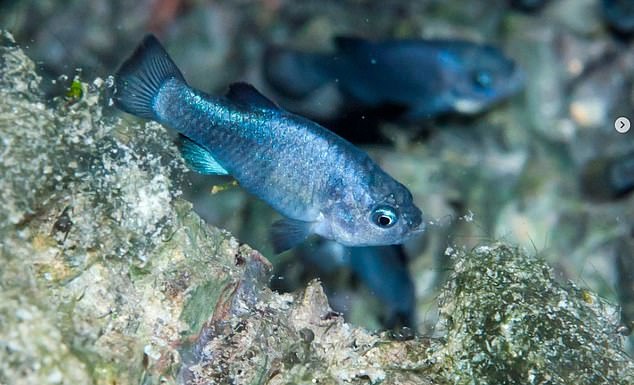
[
  {"x1": 349, "y1": 245, "x2": 416, "y2": 328},
  {"x1": 264, "y1": 36, "x2": 524, "y2": 121},
  {"x1": 299, "y1": 241, "x2": 416, "y2": 328},
  {"x1": 510, "y1": 0, "x2": 549, "y2": 12},
  {"x1": 114, "y1": 35, "x2": 424, "y2": 252},
  {"x1": 603, "y1": 0, "x2": 634, "y2": 36},
  {"x1": 580, "y1": 150, "x2": 634, "y2": 201}
]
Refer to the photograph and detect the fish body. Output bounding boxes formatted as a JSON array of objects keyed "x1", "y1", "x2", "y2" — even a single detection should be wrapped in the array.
[
  {"x1": 348, "y1": 245, "x2": 416, "y2": 328},
  {"x1": 603, "y1": 0, "x2": 634, "y2": 36},
  {"x1": 300, "y1": 241, "x2": 416, "y2": 328},
  {"x1": 264, "y1": 36, "x2": 524, "y2": 121},
  {"x1": 510, "y1": 0, "x2": 549, "y2": 12},
  {"x1": 581, "y1": 150, "x2": 634, "y2": 201},
  {"x1": 115, "y1": 35, "x2": 423, "y2": 252}
]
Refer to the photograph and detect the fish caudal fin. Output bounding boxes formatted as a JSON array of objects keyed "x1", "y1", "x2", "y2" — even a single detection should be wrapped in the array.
[
  {"x1": 270, "y1": 218, "x2": 314, "y2": 253},
  {"x1": 114, "y1": 34, "x2": 185, "y2": 119},
  {"x1": 263, "y1": 46, "x2": 328, "y2": 99}
]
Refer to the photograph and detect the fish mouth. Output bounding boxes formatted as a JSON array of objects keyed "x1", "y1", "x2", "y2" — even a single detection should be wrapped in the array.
[
  {"x1": 411, "y1": 223, "x2": 426, "y2": 235},
  {"x1": 453, "y1": 99, "x2": 486, "y2": 114},
  {"x1": 402, "y1": 221, "x2": 426, "y2": 241},
  {"x1": 508, "y1": 67, "x2": 526, "y2": 94}
]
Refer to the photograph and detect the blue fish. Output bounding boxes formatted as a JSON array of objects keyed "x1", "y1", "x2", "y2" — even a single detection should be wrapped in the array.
[
  {"x1": 300, "y1": 241, "x2": 416, "y2": 328},
  {"x1": 510, "y1": 0, "x2": 549, "y2": 12},
  {"x1": 603, "y1": 0, "x2": 634, "y2": 36},
  {"x1": 264, "y1": 36, "x2": 524, "y2": 121},
  {"x1": 581, "y1": 150, "x2": 634, "y2": 201},
  {"x1": 348, "y1": 245, "x2": 416, "y2": 328},
  {"x1": 114, "y1": 35, "x2": 424, "y2": 252}
]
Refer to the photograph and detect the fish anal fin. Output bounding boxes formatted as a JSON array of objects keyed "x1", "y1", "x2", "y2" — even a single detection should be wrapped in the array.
[{"x1": 177, "y1": 135, "x2": 229, "y2": 175}]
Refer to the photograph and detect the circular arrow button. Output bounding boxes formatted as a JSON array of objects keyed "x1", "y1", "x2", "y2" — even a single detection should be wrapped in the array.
[{"x1": 615, "y1": 117, "x2": 631, "y2": 133}]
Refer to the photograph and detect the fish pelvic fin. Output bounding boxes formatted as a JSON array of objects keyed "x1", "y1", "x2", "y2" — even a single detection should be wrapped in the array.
[
  {"x1": 270, "y1": 218, "x2": 314, "y2": 253},
  {"x1": 177, "y1": 135, "x2": 229, "y2": 175},
  {"x1": 114, "y1": 34, "x2": 185, "y2": 120}
]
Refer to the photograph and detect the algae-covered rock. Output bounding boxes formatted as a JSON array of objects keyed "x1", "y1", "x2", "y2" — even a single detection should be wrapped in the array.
[
  {"x1": 1, "y1": 31, "x2": 633, "y2": 385},
  {"x1": 429, "y1": 244, "x2": 634, "y2": 385},
  {"x1": 0, "y1": 29, "x2": 252, "y2": 385}
]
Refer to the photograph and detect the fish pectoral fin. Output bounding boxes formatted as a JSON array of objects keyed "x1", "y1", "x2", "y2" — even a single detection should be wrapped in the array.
[
  {"x1": 177, "y1": 135, "x2": 229, "y2": 175},
  {"x1": 270, "y1": 218, "x2": 314, "y2": 253},
  {"x1": 225, "y1": 82, "x2": 279, "y2": 110}
]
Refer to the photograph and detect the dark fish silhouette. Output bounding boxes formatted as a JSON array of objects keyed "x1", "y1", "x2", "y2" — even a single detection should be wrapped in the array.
[
  {"x1": 603, "y1": 0, "x2": 634, "y2": 37},
  {"x1": 510, "y1": 0, "x2": 549, "y2": 12},
  {"x1": 580, "y1": 150, "x2": 634, "y2": 201},
  {"x1": 264, "y1": 36, "x2": 524, "y2": 122},
  {"x1": 300, "y1": 241, "x2": 416, "y2": 328}
]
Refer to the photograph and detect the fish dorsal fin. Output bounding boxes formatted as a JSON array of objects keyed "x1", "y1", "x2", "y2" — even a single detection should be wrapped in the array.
[
  {"x1": 177, "y1": 135, "x2": 229, "y2": 175},
  {"x1": 225, "y1": 82, "x2": 279, "y2": 110},
  {"x1": 333, "y1": 36, "x2": 369, "y2": 51}
]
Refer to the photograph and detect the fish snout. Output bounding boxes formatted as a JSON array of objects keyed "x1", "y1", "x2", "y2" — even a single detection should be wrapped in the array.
[{"x1": 402, "y1": 207, "x2": 424, "y2": 235}]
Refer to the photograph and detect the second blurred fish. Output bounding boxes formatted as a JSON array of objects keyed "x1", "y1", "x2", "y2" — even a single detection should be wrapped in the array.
[
  {"x1": 264, "y1": 36, "x2": 524, "y2": 122},
  {"x1": 580, "y1": 150, "x2": 634, "y2": 201},
  {"x1": 603, "y1": 0, "x2": 634, "y2": 37},
  {"x1": 300, "y1": 241, "x2": 417, "y2": 328}
]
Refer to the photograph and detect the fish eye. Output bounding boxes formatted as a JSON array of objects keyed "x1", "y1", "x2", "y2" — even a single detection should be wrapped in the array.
[
  {"x1": 371, "y1": 206, "x2": 398, "y2": 228},
  {"x1": 473, "y1": 70, "x2": 493, "y2": 89}
]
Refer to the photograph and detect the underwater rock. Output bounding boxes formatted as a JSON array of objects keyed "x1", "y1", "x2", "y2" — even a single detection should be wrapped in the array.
[
  {"x1": 430, "y1": 244, "x2": 634, "y2": 385},
  {"x1": 1, "y1": 31, "x2": 633, "y2": 385},
  {"x1": 0, "y1": 29, "x2": 254, "y2": 385}
]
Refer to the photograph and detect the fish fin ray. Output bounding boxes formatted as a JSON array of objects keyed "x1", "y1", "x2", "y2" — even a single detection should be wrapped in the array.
[
  {"x1": 177, "y1": 135, "x2": 229, "y2": 175},
  {"x1": 225, "y1": 82, "x2": 279, "y2": 110},
  {"x1": 270, "y1": 218, "x2": 313, "y2": 253},
  {"x1": 114, "y1": 34, "x2": 185, "y2": 119}
]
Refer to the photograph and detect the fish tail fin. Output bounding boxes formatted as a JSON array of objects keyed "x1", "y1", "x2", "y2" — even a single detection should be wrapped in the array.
[
  {"x1": 263, "y1": 46, "x2": 328, "y2": 99},
  {"x1": 114, "y1": 34, "x2": 185, "y2": 119}
]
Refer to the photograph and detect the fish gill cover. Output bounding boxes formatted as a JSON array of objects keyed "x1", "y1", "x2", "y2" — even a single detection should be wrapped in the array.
[{"x1": 1, "y1": 31, "x2": 633, "y2": 385}]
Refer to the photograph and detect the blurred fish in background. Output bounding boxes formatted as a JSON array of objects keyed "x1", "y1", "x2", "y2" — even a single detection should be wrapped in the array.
[
  {"x1": 602, "y1": 0, "x2": 634, "y2": 37},
  {"x1": 510, "y1": 0, "x2": 550, "y2": 13},
  {"x1": 580, "y1": 150, "x2": 634, "y2": 201},
  {"x1": 277, "y1": 241, "x2": 417, "y2": 329},
  {"x1": 263, "y1": 36, "x2": 524, "y2": 143}
]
